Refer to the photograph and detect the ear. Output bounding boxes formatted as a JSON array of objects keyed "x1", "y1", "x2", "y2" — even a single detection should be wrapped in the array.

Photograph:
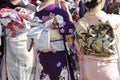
[{"x1": 97, "y1": 0, "x2": 102, "y2": 3}]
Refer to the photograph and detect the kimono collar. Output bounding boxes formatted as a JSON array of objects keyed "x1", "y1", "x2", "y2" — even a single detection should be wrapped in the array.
[
  {"x1": 43, "y1": 4, "x2": 56, "y2": 11},
  {"x1": 37, "y1": 3, "x2": 56, "y2": 12}
]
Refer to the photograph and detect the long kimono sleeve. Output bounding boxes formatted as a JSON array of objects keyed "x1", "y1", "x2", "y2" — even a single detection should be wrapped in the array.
[
  {"x1": 110, "y1": 14, "x2": 120, "y2": 71},
  {"x1": 115, "y1": 24, "x2": 120, "y2": 72},
  {"x1": 58, "y1": 10, "x2": 75, "y2": 35}
]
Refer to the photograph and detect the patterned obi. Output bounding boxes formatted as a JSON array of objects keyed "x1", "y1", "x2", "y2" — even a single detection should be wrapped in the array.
[{"x1": 76, "y1": 20, "x2": 116, "y2": 57}]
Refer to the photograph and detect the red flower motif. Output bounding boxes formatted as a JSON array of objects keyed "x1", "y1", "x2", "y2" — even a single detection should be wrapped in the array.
[
  {"x1": 7, "y1": 21, "x2": 15, "y2": 31},
  {"x1": 16, "y1": 23, "x2": 24, "y2": 29},
  {"x1": 11, "y1": 31, "x2": 16, "y2": 38}
]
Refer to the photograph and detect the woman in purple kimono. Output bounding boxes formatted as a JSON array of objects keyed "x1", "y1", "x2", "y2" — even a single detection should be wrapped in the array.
[{"x1": 33, "y1": 0, "x2": 76, "y2": 80}]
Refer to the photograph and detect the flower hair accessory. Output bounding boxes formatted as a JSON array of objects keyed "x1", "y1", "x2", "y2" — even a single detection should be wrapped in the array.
[{"x1": 83, "y1": 0, "x2": 92, "y2": 3}]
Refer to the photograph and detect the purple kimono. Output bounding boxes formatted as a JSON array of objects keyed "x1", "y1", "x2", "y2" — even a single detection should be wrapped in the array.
[{"x1": 35, "y1": 4, "x2": 76, "y2": 80}]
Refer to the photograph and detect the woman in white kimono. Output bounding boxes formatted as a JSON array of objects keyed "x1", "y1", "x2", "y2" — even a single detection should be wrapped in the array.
[
  {"x1": 0, "y1": 0, "x2": 35, "y2": 80},
  {"x1": 75, "y1": 0, "x2": 120, "y2": 80}
]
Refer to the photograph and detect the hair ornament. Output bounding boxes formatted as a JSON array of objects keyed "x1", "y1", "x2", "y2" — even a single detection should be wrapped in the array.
[{"x1": 83, "y1": 0, "x2": 92, "y2": 3}]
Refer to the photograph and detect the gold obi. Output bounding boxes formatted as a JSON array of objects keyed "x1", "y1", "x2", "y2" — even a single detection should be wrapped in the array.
[{"x1": 50, "y1": 29, "x2": 63, "y2": 41}]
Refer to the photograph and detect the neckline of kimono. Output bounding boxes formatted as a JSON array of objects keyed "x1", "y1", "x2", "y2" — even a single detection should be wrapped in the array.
[
  {"x1": 37, "y1": 3, "x2": 55, "y2": 12},
  {"x1": 87, "y1": 10, "x2": 101, "y2": 16}
]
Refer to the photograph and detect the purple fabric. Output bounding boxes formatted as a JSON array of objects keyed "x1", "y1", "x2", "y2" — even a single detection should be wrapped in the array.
[
  {"x1": 38, "y1": 51, "x2": 67, "y2": 80},
  {"x1": 35, "y1": 4, "x2": 76, "y2": 80},
  {"x1": 35, "y1": 4, "x2": 75, "y2": 35}
]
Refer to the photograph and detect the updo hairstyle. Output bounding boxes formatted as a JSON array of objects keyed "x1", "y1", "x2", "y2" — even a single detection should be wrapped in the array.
[{"x1": 84, "y1": 0, "x2": 99, "y2": 10}]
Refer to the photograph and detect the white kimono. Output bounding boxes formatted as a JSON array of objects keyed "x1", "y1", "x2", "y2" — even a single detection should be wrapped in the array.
[{"x1": 0, "y1": 7, "x2": 35, "y2": 80}]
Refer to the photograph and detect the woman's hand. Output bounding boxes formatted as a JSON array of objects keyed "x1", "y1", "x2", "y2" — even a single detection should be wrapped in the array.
[
  {"x1": 60, "y1": 0, "x2": 69, "y2": 12},
  {"x1": 59, "y1": 0, "x2": 73, "y2": 21}
]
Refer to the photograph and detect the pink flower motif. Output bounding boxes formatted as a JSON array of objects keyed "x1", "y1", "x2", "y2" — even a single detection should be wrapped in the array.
[
  {"x1": 0, "y1": 8, "x2": 12, "y2": 17},
  {"x1": 0, "y1": 7, "x2": 33, "y2": 38},
  {"x1": 15, "y1": 7, "x2": 32, "y2": 19}
]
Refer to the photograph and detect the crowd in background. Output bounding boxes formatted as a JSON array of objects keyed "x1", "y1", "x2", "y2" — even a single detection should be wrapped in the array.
[{"x1": 0, "y1": 0, "x2": 120, "y2": 80}]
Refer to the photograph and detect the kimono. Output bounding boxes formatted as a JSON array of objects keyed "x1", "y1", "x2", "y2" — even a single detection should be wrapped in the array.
[
  {"x1": 76, "y1": 11, "x2": 120, "y2": 80},
  {"x1": 0, "y1": 7, "x2": 35, "y2": 80},
  {"x1": 33, "y1": 4, "x2": 76, "y2": 80}
]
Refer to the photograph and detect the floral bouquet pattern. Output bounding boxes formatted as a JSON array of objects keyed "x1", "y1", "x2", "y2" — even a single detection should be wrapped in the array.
[
  {"x1": 0, "y1": 7, "x2": 34, "y2": 37},
  {"x1": 76, "y1": 20, "x2": 116, "y2": 57}
]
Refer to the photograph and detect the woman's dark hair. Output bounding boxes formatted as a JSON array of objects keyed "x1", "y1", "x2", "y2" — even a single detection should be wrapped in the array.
[
  {"x1": 39, "y1": 0, "x2": 44, "y2": 2},
  {"x1": 0, "y1": 0, "x2": 22, "y2": 9},
  {"x1": 0, "y1": 0, "x2": 9, "y2": 9},
  {"x1": 84, "y1": 0, "x2": 99, "y2": 10}
]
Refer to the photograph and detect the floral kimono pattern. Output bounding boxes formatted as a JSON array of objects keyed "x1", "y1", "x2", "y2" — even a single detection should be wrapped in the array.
[
  {"x1": 31, "y1": 4, "x2": 76, "y2": 80},
  {"x1": 76, "y1": 20, "x2": 116, "y2": 57},
  {"x1": 76, "y1": 11, "x2": 120, "y2": 80},
  {"x1": 0, "y1": 7, "x2": 35, "y2": 80}
]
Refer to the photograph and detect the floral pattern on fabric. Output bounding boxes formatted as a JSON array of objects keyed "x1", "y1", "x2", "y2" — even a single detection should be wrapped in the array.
[
  {"x1": 76, "y1": 20, "x2": 116, "y2": 56},
  {"x1": 38, "y1": 61, "x2": 69, "y2": 80},
  {"x1": 0, "y1": 7, "x2": 33, "y2": 37},
  {"x1": 35, "y1": 4, "x2": 76, "y2": 80},
  {"x1": 59, "y1": 67, "x2": 68, "y2": 80},
  {"x1": 0, "y1": 7, "x2": 35, "y2": 80}
]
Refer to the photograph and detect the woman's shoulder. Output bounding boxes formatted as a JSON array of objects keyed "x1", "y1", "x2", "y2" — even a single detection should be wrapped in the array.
[
  {"x1": 76, "y1": 18, "x2": 88, "y2": 33},
  {"x1": 77, "y1": 18, "x2": 87, "y2": 27},
  {"x1": 36, "y1": 3, "x2": 66, "y2": 15}
]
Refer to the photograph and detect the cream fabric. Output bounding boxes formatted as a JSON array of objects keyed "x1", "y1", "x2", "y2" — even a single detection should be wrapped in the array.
[
  {"x1": 27, "y1": 26, "x2": 50, "y2": 51},
  {"x1": 5, "y1": 32, "x2": 35, "y2": 80}
]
